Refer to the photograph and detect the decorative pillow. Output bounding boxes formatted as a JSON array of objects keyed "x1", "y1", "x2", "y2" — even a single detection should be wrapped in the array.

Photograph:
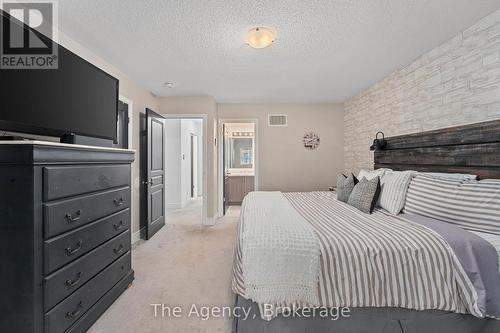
[
  {"x1": 404, "y1": 174, "x2": 500, "y2": 235},
  {"x1": 358, "y1": 168, "x2": 391, "y2": 181},
  {"x1": 378, "y1": 171, "x2": 414, "y2": 215},
  {"x1": 347, "y1": 176, "x2": 381, "y2": 214},
  {"x1": 336, "y1": 174, "x2": 358, "y2": 203},
  {"x1": 423, "y1": 172, "x2": 477, "y2": 181}
]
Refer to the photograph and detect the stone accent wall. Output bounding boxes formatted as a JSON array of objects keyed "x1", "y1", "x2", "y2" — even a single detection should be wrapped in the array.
[{"x1": 344, "y1": 9, "x2": 500, "y2": 173}]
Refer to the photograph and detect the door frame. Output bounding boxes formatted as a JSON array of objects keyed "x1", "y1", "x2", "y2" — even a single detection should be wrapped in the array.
[
  {"x1": 217, "y1": 118, "x2": 259, "y2": 217},
  {"x1": 162, "y1": 114, "x2": 208, "y2": 226},
  {"x1": 190, "y1": 133, "x2": 199, "y2": 198}
]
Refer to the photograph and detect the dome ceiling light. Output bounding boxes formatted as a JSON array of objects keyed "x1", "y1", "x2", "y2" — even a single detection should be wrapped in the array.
[{"x1": 246, "y1": 27, "x2": 276, "y2": 49}]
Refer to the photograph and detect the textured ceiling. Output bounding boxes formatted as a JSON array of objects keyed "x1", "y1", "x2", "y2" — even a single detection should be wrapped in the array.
[{"x1": 58, "y1": 0, "x2": 500, "y2": 103}]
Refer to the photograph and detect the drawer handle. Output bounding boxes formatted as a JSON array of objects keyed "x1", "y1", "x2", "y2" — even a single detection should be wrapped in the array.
[
  {"x1": 113, "y1": 221, "x2": 124, "y2": 231},
  {"x1": 66, "y1": 301, "x2": 83, "y2": 319},
  {"x1": 113, "y1": 244, "x2": 124, "y2": 254},
  {"x1": 65, "y1": 210, "x2": 82, "y2": 224},
  {"x1": 113, "y1": 197, "x2": 124, "y2": 207},
  {"x1": 65, "y1": 240, "x2": 83, "y2": 256},
  {"x1": 65, "y1": 272, "x2": 84, "y2": 288}
]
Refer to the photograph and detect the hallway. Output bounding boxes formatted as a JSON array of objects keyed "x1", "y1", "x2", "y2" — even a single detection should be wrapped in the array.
[{"x1": 167, "y1": 197, "x2": 203, "y2": 224}]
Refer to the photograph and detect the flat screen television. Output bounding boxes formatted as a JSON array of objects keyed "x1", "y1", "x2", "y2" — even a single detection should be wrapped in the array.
[{"x1": 0, "y1": 15, "x2": 119, "y2": 142}]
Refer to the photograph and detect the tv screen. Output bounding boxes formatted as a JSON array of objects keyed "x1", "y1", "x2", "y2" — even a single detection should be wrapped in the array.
[{"x1": 0, "y1": 26, "x2": 118, "y2": 141}]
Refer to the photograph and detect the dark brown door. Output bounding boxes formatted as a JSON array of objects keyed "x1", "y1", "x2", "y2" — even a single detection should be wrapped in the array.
[{"x1": 142, "y1": 109, "x2": 165, "y2": 239}]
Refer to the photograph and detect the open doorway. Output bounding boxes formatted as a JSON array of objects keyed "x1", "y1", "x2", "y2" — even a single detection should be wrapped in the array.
[
  {"x1": 218, "y1": 120, "x2": 258, "y2": 216},
  {"x1": 163, "y1": 115, "x2": 207, "y2": 225}
]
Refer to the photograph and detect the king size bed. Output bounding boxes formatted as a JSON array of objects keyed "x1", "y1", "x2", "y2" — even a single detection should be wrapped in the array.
[{"x1": 231, "y1": 120, "x2": 500, "y2": 333}]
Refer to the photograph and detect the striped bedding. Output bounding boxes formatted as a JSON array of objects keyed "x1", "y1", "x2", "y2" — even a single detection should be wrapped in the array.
[
  {"x1": 404, "y1": 175, "x2": 500, "y2": 235},
  {"x1": 232, "y1": 191, "x2": 482, "y2": 319}
]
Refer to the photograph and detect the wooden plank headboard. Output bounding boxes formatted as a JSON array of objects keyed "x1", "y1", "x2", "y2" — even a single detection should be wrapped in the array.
[{"x1": 374, "y1": 119, "x2": 500, "y2": 179}]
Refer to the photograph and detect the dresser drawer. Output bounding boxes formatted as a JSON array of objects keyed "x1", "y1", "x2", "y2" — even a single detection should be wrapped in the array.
[
  {"x1": 65, "y1": 270, "x2": 134, "y2": 333},
  {"x1": 44, "y1": 209, "x2": 130, "y2": 274},
  {"x1": 44, "y1": 230, "x2": 131, "y2": 311},
  {"x1": 43, "y1": 165, "x2": 130, "y2": 201},
  {"x1": 44, "y1": 252, "x2": 131, "y2": 333},
  {"x1": 43, "y1": 187, "x2": 130, "y2": 238}
]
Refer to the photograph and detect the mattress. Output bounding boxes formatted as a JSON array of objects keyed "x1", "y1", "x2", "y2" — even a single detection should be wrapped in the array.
[
  {"x1": 471, "y1": 231, "x2": 500, "y2": 274},
  {"x1": 232, "y1": 191, "x2": 496, "y2": 320}
]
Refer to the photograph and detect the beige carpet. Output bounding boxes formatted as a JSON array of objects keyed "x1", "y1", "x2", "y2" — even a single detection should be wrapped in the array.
[{"x1": 88, "y1": 199, "x2": 240, "y2": 333}]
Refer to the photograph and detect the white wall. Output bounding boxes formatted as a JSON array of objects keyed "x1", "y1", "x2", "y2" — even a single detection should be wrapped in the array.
[{"x1": 165, "y1": 119, "x2": 182, "y2": 209}]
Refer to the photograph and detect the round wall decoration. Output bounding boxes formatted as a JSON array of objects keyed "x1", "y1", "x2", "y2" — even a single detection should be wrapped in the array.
[{"x1": 303, "y1": 132, "x2": 320, "y2": 150}]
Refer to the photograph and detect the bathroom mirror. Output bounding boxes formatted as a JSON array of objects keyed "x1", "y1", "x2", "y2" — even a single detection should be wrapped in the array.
[{"x1": 229, "y1": 138, "x2": 253, "y2": 169}]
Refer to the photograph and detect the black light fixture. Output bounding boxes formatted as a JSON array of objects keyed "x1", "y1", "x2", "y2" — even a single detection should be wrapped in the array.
[{"x1": 370, "y1": 132, "x2": 387, "y2": 151}]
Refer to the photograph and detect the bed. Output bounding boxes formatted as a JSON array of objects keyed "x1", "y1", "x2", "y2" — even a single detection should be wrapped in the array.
[
  {"x1": 472, "y1": 231, "x2": 500, "y2": 270},
  {"x1": 231, "y1": 120, "x2": 500, "y2": 333}
]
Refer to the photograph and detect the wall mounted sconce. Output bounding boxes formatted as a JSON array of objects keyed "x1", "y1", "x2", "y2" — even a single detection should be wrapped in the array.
[{"x1": 370, "y1": 132, "x2": 387, "y2": 151}]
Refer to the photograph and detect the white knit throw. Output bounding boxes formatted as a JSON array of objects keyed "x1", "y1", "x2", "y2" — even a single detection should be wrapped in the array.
[{"x1": 241, "y1": 192, "x2": 320, "y2": 306}]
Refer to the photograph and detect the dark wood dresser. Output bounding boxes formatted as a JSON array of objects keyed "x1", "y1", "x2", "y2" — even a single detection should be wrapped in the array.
[{"x1": 0, "y1": 141, "x2": 135, "y2": 333}]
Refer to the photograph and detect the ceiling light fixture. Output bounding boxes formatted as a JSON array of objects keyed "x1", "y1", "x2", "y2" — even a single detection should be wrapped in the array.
[
  {"x1": 246, "y1": 27, "x2": 276, "y2": 49},
  {"x1": 164, "y1": 82, "x2": 175, "y2": 88}
]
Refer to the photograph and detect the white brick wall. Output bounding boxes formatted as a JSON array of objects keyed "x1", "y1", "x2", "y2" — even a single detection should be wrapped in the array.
[{"x1": 344, "y1": 9, "x2": 500, "y2": 173}]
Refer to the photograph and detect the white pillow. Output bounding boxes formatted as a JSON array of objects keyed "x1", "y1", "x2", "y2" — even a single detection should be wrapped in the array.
[
  {"x1": 423, "y1": 172, "x2": 477, "y2": 181},
  {"x1": 378, "y1": 170, "x2": 415, "y2": 215},
  {"x1": 358, "y1": 168, "x2": 391, "y2": 181}
]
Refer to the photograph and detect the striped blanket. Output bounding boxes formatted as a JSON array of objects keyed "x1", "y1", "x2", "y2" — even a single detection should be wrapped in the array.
[{"x1": 232, "y1": 191, "x2": 481, "y2": 320}]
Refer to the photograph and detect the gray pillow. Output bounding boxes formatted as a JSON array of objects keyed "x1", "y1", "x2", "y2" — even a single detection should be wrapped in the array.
[
  {"x1": 348, "y1": 176, "x2": 381, "y2": 214},
  {"x1": 336, "y1": 174, "x2": 358, "y2": 203}
]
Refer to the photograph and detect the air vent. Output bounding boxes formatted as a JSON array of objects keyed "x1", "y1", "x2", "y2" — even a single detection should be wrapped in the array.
[{"x1": 268, "y1": 114, "x2": 287, "y2": 126}]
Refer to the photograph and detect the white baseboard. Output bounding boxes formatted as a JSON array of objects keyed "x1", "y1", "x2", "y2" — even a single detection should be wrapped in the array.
[{"x1": 131, "y1": 228, "x2": 142, "y2": 244}]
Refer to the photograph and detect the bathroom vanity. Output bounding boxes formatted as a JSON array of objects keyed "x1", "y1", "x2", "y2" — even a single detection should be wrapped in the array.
[{"x1": 224, "y1": 130, "x2": 255, "y2": 205}]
